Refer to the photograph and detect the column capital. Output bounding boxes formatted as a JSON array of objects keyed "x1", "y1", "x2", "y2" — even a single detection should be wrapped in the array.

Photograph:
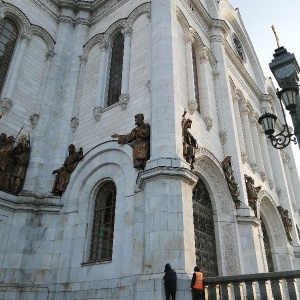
[
  {"x1": 99, "y1": 41, "x2": 109, "y2": 52},
  {"x1": 241, "y1": 101, "x2": 250, "y2": 114},
  {"x1": 79, "y1": 55, "x2": 88, "y2": 65},
  {"x1": 46, "y1": 51, "x2": 55, "y2": 61},
  {"x1": 280, "y1": 149, "x2": 290, "y2": 165},
  {"x1": 121, "y1": 27, "x2": 133, "y2": 37},
  {"x1": 185, "y1": 31, "x2": 195, "y2": 45},
  {"x1": 20, "y1": 33, "x2": 32, "y2": 44},
  {"x1": 199, "y1": 47, "x2": 209, "y2": 63}
]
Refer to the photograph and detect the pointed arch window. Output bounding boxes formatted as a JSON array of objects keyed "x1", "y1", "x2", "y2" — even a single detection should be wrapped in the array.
[
  {"x1": 0, "y1": 18, "x2": 19, "y2": 93},
  {"x1": 193, "y1": 178, "x2": 218, "y2": 277},
  {"x1": 192, "y1": 46, "x2": 200, "y2": 113},
  {"x1": 89, "y1": 181, "x2": 116, "y2": 262},
  {"x1": 107, "y1": 33, "x2": 124, "y2": 107}
]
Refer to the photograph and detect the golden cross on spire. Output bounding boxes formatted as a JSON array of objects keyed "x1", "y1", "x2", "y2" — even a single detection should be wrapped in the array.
[{"x1": 271, "y1": 25, "x2": 280, "y2": 48}]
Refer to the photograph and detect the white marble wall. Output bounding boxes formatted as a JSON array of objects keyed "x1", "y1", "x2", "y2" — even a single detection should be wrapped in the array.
[{"x1": 0, "y1": 0, "x2": 299, "y2": 299}]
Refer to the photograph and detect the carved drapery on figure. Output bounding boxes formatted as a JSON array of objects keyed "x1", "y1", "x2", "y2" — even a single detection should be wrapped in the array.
[
  {"x1": 0, "y1": 132, "x2": 30, "y2": 195},
  {"x1": 222, "y1": 156, "x2": 241, "y2": 208},
  {"x1": 52, "y1": 144, "x2": 83, "y2": 196},
  {"x1": 244, "y1": 174, "x2": 261, "y2": 216},
  {"x1": 111, "y1": 114, "x2": 150, "y2": 169},
  {"x1": 277, "y1": 206, "x2": 293, "y2": 243},
  {"x1": 182, "y1": 109, "x2": 198, "y2": 170}
]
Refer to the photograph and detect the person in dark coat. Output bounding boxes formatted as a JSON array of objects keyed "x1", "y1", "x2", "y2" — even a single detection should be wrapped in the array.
[
  {"x1": 191, "y1": 266, "x2": 203, "y2": 300},
  {"x1": 163, "y1": 263, "x2": 177, "y2": 300}
]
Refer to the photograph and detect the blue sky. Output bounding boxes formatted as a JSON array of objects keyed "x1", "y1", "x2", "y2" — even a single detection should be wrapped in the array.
[{"x1": 228, "y1": 0, "x2": 300, "y2": 174}]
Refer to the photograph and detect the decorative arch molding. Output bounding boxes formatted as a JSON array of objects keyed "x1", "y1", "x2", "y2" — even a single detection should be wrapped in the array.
[
  {"x1": 2, "y1": 3, "x2": 55, "y2": 52},
  {"x1": 258, "y1": 190, "x2": 287, "y2": 247},
  {"x1": 82, "y1": 33, "x2": 105, "y2": 58},
  {"x1": 194, "y1": 152, "x2": 233, "y2": 215},
  {"x1": 193, "y1": 153, "x2": 240, "y2": 276},
  {"x1": 83, "y1": 3, "x2": 151, "y2": 58},
  {"x1": 176, "y1": 6, "x2": 190, "y2": 34},
  {"x1": 31, "y1": 25, "x2": 55, "y2": 52},
  {"x1": 2, "y1": 3, "x2": 31, "y2": 35},
  {"x1": 127, "y1": 2, "x2": 151, "y2": 27}
]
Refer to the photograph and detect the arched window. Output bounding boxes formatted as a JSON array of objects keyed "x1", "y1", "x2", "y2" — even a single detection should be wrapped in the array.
[
  {"x1": 107, "y1": 33, "x2": 124, "y2": 107},
  {"x1": 261, "y1": 218, "x2": 274, "y2": 272},
  {"x1": 0, "y1": 18, "x2": 19, "y2": 93},
  {"x1": 192, "y1": 46, "x2": 200, "y2": 113},
  {"x1": 193, "y1": 177, "x2": 218, "y2": 277},
  {"x1": 89, "y1": 181, "x2": 116, "y2": 262}
]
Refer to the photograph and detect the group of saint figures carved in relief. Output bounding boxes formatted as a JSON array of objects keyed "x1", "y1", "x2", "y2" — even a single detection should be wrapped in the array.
[{"x1": 0, "y1": 131, "x2": 30, "y2": 195}]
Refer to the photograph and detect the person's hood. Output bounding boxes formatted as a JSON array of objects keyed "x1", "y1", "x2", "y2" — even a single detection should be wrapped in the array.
[{"x1": 164, "y1": 263, "x2": 172, "y2": 272}]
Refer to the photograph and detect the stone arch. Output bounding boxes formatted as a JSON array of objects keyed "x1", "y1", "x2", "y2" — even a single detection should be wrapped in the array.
[
  {"x1": 64, "y1": 141, "x2": 136, "y2": 207},
  {"x1": 175, "y1": 7, "x2": 190, "y2": 35},
  {"x1": 193, "y1": 152, "x2": 240, "y2": 276},
  {"x1": 31, "y1": 25, "x2": 55, "y2": 53},
  {"x1": 82, "y1": 33, "x2": 105, "y2": 59},
  {"x1": 127, "y1": 2, "x2": 151, "y2": 27},
  {"x1": 257, "y1": 190, "x2": 287, "y2": 247},
  {"x1": 2, "y1": 3, "x2": 31, "y2": 36},
  {"x1": 258, "y1": 190, "x2": 293, "y2": 271}
]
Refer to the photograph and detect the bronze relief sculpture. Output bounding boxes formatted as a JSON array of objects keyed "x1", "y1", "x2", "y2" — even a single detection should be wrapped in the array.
[
  {"x1": 0, "y1": 133, "x2": 30, "y2": 195},
  {"x1": 52, "y1": 144, "x2": 83, "y2": 196},
  {"x1": 111, "y1": 113, "x2": 150, "y2": 169},
  {"x1": 277, "y1": 206, "x2": 293, "y2": 243},
  {"x1": 182, "y1": 109, "x2": 198, "y2": 170},
  {"x1": 244, "y1": 174, "x2": 261, "y2": 216},
  {"x1": 222, "y1": 156, "x2": 241, "y2": 208}
]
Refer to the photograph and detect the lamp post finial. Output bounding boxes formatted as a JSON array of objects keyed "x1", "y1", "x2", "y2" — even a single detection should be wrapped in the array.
[{"x1": 271, "y1": 25, "x2": 280, "y2": 48}]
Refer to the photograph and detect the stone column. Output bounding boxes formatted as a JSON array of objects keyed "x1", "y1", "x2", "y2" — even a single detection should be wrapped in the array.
[
  {"x1": 95, "y1": 41, "x2": 109, "y2": 111},
  {"x1": 185, "y1": 31, "x2": 197, "y2": 114},
  {"x1": 250, "y1": 114, "x2": 266, "y2": 180},
  {"x1": 281, "y1": 151, "x2": 298, "y2": 214},
  {"x1": 233, "y1": 95, "x2": 247, "y2": 163},
  {"x1": 213, "y1": 70, "x2": 227, "y2": 146},
  {"x1": 149, "y1": 0, "x2": 181, "y2": 163},
  {"x1": 240, "y1": 101, "x2": 257, "y2": 172},
  {"x1": 0, "y1": 33, "x2": 31, "y2": 110},
  {"x1": 119, "y1": 27, "x2": 132, "y2": 110},
  {"x1": 199, "y1": 46, "x2": 213, "y2": 129},
  {"x1": 286, "y1": 146, "x2": 300, "y2": 210},
  {"x1": 258, "y1": 127, "x2": 275, "y2": 189}
]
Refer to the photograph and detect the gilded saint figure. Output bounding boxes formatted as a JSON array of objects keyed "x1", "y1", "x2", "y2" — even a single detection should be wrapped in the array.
[
  {"x1": 112, "y1": 114, "x2": 150, "y2": 169},
  {"x1": 52, "y1": 144, "x2": 83, "y2": 196},
  {"x1": 182, "y1": 109, "x2": 198, "y2": 169}
]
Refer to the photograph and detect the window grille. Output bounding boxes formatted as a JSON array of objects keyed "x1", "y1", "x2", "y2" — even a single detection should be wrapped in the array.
[
  {"x1": 0, "y1": 18, "x2": 19, "y2": 93},
  {"x1": 193, "y1": 178, "x2": 218, "y2": 277},
  {"x1": 89, "y1": 181, "x2": 116, "y2": 262},
  {"x1": 107, "y1": 33, "x2": 124, "y2": 107},
  {"x1": 192, "y1": 46, "x2": 200, "y2": 113}
]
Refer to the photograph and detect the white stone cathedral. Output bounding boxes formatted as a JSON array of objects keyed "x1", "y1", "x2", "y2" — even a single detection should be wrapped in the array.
[{"x1": 0, "y1": 0, "x2": 299, "y2": 299}]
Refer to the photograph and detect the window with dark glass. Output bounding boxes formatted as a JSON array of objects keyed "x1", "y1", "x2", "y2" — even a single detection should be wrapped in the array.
[
  {"x1": 107, "y1": 33, "x2": 124, "y2": 107},
  {"x1": 261, "y1": 218, "x2": 274, "y2": 272},
  {"x1": 89, "y1": 181, "x2": 116, "y2": 262},
  {"x1": 192, "y1": 46, "x2": 200, "y2": 113},
  {"x1": 193, "y1": 178, "x2": 218, "y2": 277},
  {"x1": 0, "y1": 18, "x2": 19, "y2": 93}
]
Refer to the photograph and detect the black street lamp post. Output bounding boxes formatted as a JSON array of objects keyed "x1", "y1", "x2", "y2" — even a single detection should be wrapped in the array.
[{"x1": 258, "y1": 45, "x2": 300, "y2": 149}]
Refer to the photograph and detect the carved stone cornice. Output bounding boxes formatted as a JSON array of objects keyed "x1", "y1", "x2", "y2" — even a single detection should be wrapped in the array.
[
  {"x1": 75, "y1": 17, "x2": 91, "y2": 27},
  {"x1": 136, "y1": 166, "x2": 198, "y2": 191}
]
